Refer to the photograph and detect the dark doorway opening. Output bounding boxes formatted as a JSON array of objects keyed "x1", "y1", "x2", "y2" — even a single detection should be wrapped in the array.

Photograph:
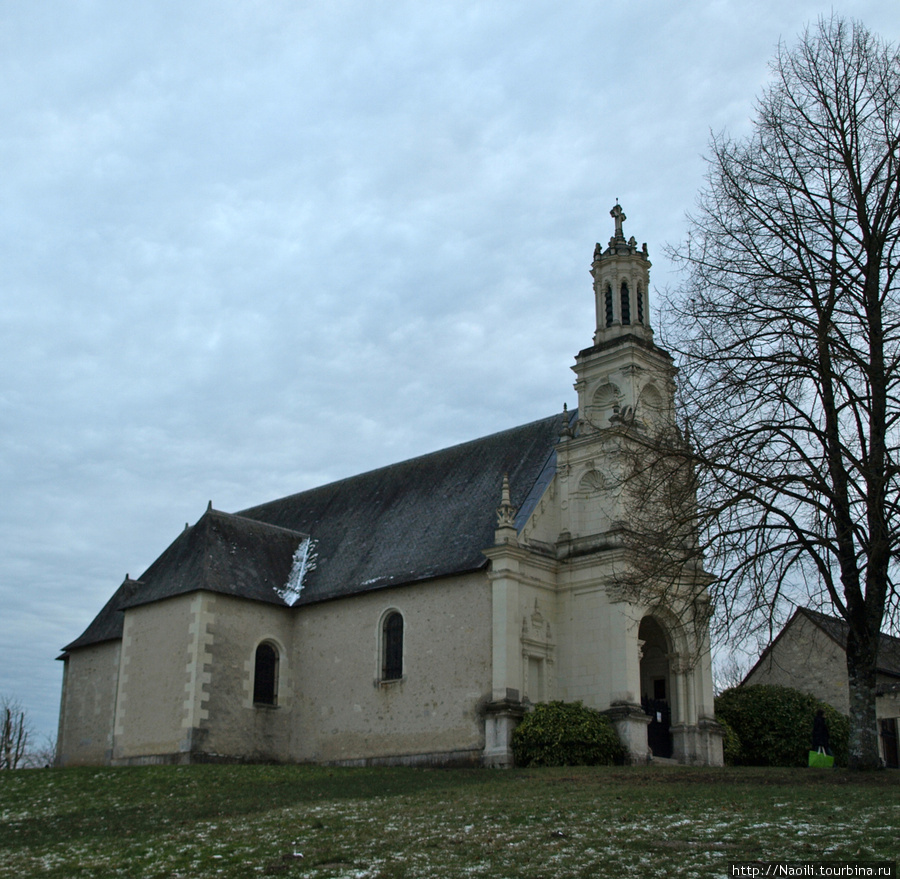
[{"x1": 639, "y1": 616, "x2": 673, "y2": 759}]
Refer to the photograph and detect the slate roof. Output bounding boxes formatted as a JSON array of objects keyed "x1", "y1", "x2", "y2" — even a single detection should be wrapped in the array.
[
  {"x1": 238, "y1": 412, "x2": 566, "y2": 603},
  {"x1": 62, "y1": 411, "x2": 568, "y2": 653},
  {"x1": 62, "y1": 510, "x2": 308, "y2": 652},
  {"x1": 63, "y1": 576, "x2": 144, "y2": 652}
]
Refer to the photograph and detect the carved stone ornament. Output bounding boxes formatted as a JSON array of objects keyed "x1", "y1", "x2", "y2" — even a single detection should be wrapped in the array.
[
  {"x1": 579, "y1": 469, "x2": 605, "y2": 493},
  {"x1": 669, "y1": 653, "x2": 694, "y2": 676},
  {"x1": 496, "y1": 474, "x2": 517, "y2": 528}
]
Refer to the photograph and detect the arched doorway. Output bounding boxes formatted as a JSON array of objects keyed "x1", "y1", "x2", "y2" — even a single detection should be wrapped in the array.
[{"x1": 639, "y1": 616, "x2": 672, "y2": 758}]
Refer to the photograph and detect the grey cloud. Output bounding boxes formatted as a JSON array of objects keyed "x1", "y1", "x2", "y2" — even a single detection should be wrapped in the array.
[{"x1": 2, "y1": 0, "x2": 898, "y2": 741}]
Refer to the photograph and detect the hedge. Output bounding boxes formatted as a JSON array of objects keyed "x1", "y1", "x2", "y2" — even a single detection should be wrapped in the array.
[
  {"x1": 715, "y1": 684, "x2": 849, "y2": 767},
  {"x1": 511, "y1": 701, "x2": 625, "y2": 767}
]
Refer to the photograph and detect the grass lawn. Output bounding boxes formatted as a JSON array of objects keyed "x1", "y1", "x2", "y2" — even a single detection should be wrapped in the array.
[{"x1": 0, "y1": 764, "x2": 897, "y2": 878}]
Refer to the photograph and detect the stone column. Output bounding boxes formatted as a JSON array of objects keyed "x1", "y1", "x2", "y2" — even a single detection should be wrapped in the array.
[
  {"x1": 599, "y1": 609, "x2": 651, "y2": 763},
  {"x1": 669, "y1": 654, "x2": 694, "y2": 763}
]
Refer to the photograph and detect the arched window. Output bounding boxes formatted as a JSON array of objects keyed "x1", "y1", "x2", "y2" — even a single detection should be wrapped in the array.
[
  {"x1": 253, "y1": 642, "x2": 279, "y2": 706},
  {"x1": 382, "y1": 612, "x2": 404, "y2": 681},
  {"x1": 636, "y1": 282, "x2": 644, "y2": 324},
  {"x1": 604, "y1": 284, "x2": 614, "y2": 327},
  {"x1": 620, "y1": 281, "x2": 631, "y2": 325}
]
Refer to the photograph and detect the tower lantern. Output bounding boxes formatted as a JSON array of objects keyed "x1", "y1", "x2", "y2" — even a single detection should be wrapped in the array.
[{"x1": 590, "y1": 204, "x2": 653, "y2": 346}]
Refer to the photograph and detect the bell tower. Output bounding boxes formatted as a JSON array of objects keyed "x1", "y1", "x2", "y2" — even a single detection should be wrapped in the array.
[
  {"x1": 484, "y1": 204, "x2": 723, "y2": 768},
  {"x1": 591, "y1": 203, "x2": 653, "y2": 347},
  {"x1": 572, "y1": 205, "x2": 675, "y2": 435}
]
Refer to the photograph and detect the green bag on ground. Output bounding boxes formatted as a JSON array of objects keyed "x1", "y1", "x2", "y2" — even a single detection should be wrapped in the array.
[{"x1": 808, "y1": 748, "x2": 834, "y2": 768}]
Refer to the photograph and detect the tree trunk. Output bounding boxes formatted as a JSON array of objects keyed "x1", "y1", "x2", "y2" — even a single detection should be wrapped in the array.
[{"x1": 846, "y1": 632, "x2": 882, "y2": 770}]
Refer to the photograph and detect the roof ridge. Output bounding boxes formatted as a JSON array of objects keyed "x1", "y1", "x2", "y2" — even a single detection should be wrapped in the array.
[
  {"x1": 206, "y1": 506, "x2": 309, "y2": 539},
  {"x1": 800, "y1": 605, "x2": 900, "y2": 644}
]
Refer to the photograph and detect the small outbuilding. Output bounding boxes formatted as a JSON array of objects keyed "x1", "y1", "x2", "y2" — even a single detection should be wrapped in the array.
[{"x1": 743, "y1": 606, "x2": 900, "y2": 767}]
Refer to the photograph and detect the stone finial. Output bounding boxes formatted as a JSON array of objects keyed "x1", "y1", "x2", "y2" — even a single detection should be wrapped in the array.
[
  {"x1": 494, "y1": 474, "x2": 519, "y2": 545},
  {"x1": 559, "y1": 402, "x2": 574, "y2": 440},
  {"x1": 611, "y1": 202, "x2": 626, "y2": 240},
  {"x1": 497, "y1": 475, "x2": 517, "y2": 528}
]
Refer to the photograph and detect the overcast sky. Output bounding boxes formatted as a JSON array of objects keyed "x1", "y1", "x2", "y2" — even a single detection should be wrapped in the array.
[{"x1": 3, "y1": 1, "x2": 898, "y2": 745}]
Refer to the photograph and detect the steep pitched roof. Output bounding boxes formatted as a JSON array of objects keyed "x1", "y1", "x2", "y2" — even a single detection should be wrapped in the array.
[
  {"x1": 238, "y1": 412, "x2": 566, "y2": 604},
  {"x1": 744, "y1": 606, "x2": 900, "y2": 683},
  {"x1": 62, "y1": 411, "x2": 567, "y2": 652},
  {"x1": 62, "y1": 510, "x2": 308, "y2": 653},
  {"x1": 120, "y1": 509, "x2": 309, "y2": 610},
  {"x1": 62, "y1": 576, "x2": 144, "y2": 652}
]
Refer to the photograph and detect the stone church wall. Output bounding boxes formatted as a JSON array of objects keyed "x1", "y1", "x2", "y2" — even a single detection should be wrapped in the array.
[
  {"x1": 56, "y1": 640, "x2": 121, "y2": 766},
  {"x1": 289, "y1": 571, "x2": 492, "y2": 765},
  {"x1": 111, "y1": 594, "x2": 199, "y2": 763},
  {"x1": 196, "y1": 593, "x2": 295, "y2": 761}
]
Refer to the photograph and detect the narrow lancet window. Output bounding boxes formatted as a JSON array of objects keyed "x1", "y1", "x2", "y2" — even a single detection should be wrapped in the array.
[
  {"x1": 382, "y1": 612, "x2": 404, "y2": 681},
  {"x1": 604, "y1": 284, "x2": 614, "y2": 327},
  {"x1": 637, "y1": 283, "x2": 644, "y2": 324},
  {"x1": 620, "y1": 281, "x2": 631, "y2": 325},
  {"x1": 253, "y1": 642, "x2": 278, "y2": 706}
]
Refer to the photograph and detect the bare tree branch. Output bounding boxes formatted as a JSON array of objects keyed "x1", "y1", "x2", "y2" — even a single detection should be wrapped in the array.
[
  {"x1": 1, "y1": 696, "x2": 31, "y2": 771},
  {"x1": 627, "y1": 16, "x2": 900, "y2": 770}
]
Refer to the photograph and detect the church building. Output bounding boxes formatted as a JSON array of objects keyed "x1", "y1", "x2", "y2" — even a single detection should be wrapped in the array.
[{"x1": 56, "y1": 207, "x2": 724, "y2": 768}]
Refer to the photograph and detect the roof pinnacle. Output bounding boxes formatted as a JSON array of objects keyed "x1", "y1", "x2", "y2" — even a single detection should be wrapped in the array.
[
  {"x1": 494, "y1": 474, "x2": 519, "y2": 545},
  {"x1": 559, "y1": 402, "x2": 574, "y2": 440}
]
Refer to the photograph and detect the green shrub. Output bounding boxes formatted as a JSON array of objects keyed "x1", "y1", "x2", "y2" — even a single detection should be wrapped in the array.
[
  {"x1": 511, "y1": 701, "x2": 625, "y2": 767},
  {"x1": 715, "y1": 684, "x2": 849, "y2": 767},
  {"x1": 717, "y1": 717, "x2": 741, "y2": 766}
]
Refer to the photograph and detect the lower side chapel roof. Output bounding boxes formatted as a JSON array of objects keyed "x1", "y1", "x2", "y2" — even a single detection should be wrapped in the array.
[{"x1": 62, "y1": 411, "x2": 568, "y2": 653}]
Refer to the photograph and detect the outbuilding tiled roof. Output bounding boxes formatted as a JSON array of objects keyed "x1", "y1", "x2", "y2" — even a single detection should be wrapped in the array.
[
  {"x1": 62, "y1": 411, "x2": 568, "y2": 653},
  {"x1": 799, "y1": 607, "x2": 900, "y2": 677},
  {"x1": 744, "y1": 606, "x2": 900, "y2": 683}
]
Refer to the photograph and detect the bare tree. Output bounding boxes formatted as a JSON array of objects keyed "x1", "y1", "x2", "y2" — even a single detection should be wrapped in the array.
[
  {"x1": 1, "y1": 696, "x2": 30, "y2": 770},
  {"x1": 631, "y1": 17, "x2": 899, "y2": 770},
  {"x1": 713, "y1": 651, "x2": 753, "y2": 696},
  {"x1": 24, "y1": 734, "x2": 57, "y2": 769}
]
